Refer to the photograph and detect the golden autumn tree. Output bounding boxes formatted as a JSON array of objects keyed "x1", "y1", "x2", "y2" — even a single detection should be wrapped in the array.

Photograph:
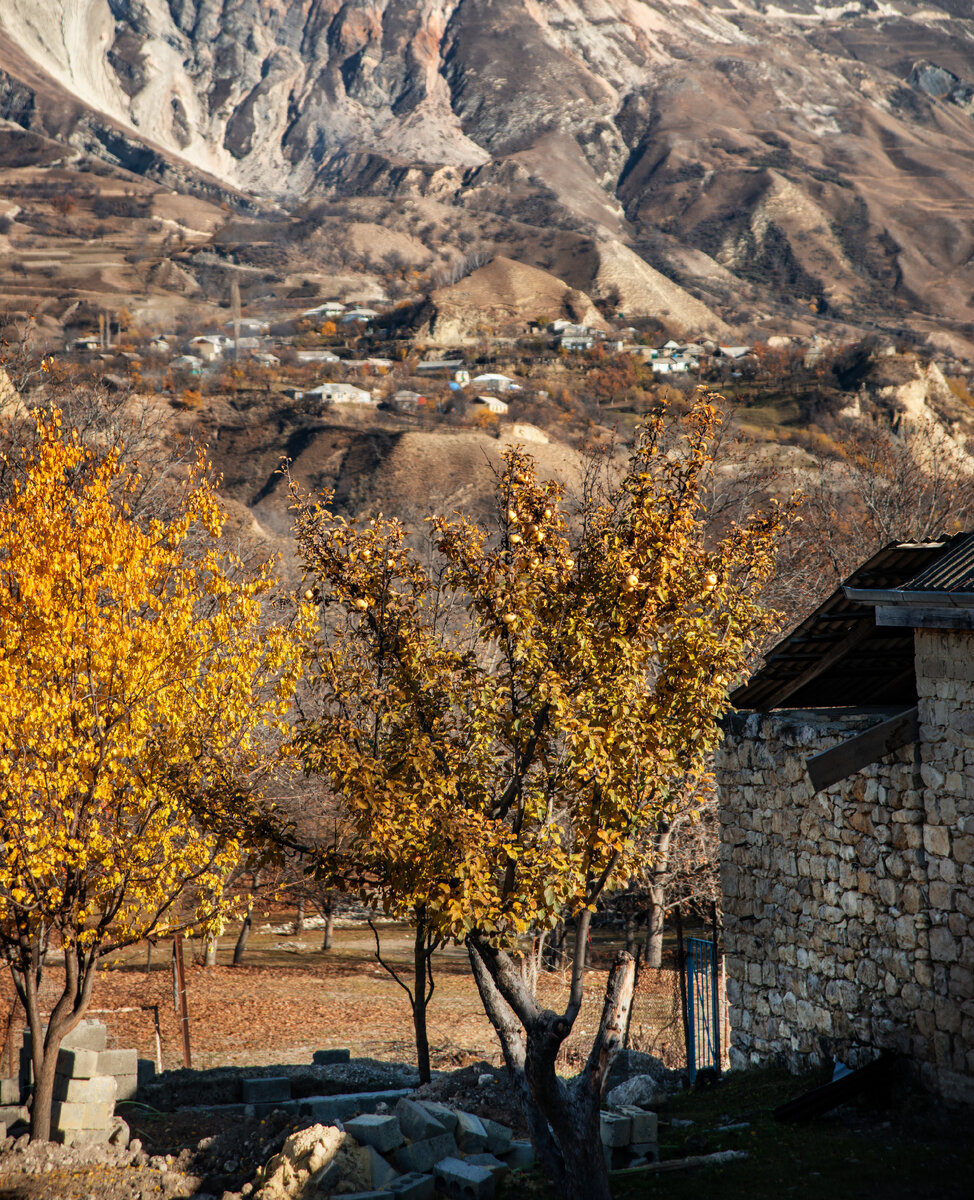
[
  {"x1": 292, "y1": 395, "x2": 786, "y2": 1200},
  {"x1": 0, "y1": 412, "x2": 309, "y2": 1142}
]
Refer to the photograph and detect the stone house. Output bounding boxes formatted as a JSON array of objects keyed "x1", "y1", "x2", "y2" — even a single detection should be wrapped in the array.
[{"x1": 717, "y1": 535, "x2": 974, "y2": 1103}]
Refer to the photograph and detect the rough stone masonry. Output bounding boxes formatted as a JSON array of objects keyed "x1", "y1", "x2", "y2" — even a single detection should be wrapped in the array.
[{"x1": 717, "y1": 629, "x2": 974, "y2": 1104}]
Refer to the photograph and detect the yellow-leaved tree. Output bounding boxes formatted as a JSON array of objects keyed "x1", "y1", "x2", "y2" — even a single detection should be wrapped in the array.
[
  {"x1": 292, "y1": 396, "x2": 787, "y2": 1200},
  {"x1": 0, "y1": 411, "x2": 310, "y2": 1142}
]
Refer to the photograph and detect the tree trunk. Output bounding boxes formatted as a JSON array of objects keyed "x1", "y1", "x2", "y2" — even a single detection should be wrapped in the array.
[
  {"x1": 233, "y1": 873, "x2": 260, "y2": 967},
  {"x1": 321, "y1": 897, "x2": 334, "y2": 951},
  {"x1": 468, "y1": 921, "x2": 636, "y2": 1200},
  {"x1": 16, "y1": 942, "x2": 98, "y2": 1143},
  {"x1": 294, "y1": 898, "x2": 305, "y2": 935},
  {"x1": 203, "y1": 935, "x2": 218, "y2": 967},
  {"x1": 412, "y1": 924, "x2": 432, "y2": 1085},
  {"x1": 624, "y1": 908, "x2": 638, "y2": 958},
  {"x1": 644, "y1": 880, "x2": 666, "y2": 968}
]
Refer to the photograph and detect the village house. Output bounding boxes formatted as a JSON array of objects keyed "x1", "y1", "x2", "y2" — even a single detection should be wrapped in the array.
[
  {"x1": 559, "y1": 333, "x2": 596, "y2": 352},
  {"x1": 472, "y1": 395, "x2": 509, "y2": 415},
  {"x1": 717, "y1": 535, "x2": 974, "y2": 1104},
  {"x1": 296, "y1": 349, "x2": 340, "y2": 364},
  {"x1": 470, "y1": 372, "x2": 519, "y2": 391},
  {"x1": 341, "y1": 307, "x2": 379, "y2": 324},
  {"x1": 302, "y1": 301, "x2": 346, "y2": 319},
  {"x1": 301, "y1": 382, "x2": 374, "y2": 405}
]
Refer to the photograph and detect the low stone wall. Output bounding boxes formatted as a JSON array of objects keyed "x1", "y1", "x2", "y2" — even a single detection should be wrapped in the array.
[{"x1": 717, "y1": 682, "x2": 974, "y2": 1103}]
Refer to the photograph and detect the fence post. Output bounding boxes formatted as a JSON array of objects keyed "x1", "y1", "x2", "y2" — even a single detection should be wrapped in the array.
[
  {"x1": 675, "y1": 905, "x2": 690, "y2": 1075},
  {"x1": 172, "y1": 935, "x2": 192, "y2": 1068},
  {"x1": 711, "y1": 901, "x2": 721, "y2": 1077}
]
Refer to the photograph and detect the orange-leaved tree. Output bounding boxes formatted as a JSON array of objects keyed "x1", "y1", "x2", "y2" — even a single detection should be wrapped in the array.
[
  {"x1": 0, "y1": 411, "x2": 311, "y2": 1141},
  {"x1": 292, "y1": 395, "x2": 786, "y2": 1200}
]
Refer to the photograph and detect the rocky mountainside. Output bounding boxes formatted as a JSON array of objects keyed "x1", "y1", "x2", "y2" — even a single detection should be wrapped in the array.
[{"x1": 2, "y1": 2, "x2": 974, "y2": 346}]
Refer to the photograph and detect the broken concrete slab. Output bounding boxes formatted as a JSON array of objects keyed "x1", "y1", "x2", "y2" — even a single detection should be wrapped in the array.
[
  {"x1": 415, "y1": 1099, "x2": 458, "y2": 1132},
  {"x1": 346, "y1": 1113, "x2": 403, "y2": 1153},
  {"x1": 396, "y1": 1096, "x2": 448, "y2": 1141},
  {"x1": 53, "y1": 1074, "x2": 117, "y2": 1104},
  {"x1": 393, "y1": 1132, "x2": 458, "y2": 1174},
  {"x1": 504, "y1": 1140, "x2": 535, "y2": 1169},
  {"x1": 435, "y1": 1155, "x2": 495, "y2": 1199},
  {"x1": 619, "y1": 1106, "x2": 658, "y2": 1143},
  {"x1": 0, "y1": 1077, "x2": 20, "y2": 1105},
  {"x1": 455, "y1": 1110, "x2": 488, "y2": 1153},
  {"x1": 464, "y1": 1151, "x2": 509, "y2": 1178},
  {"x1": 366, "y1": 1145, "x2": 399, "y2": 1188}
]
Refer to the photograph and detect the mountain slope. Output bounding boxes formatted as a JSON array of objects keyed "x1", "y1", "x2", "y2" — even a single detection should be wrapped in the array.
[{"x1": 1, "y1": 1, "x2": 974, "y2": 345}]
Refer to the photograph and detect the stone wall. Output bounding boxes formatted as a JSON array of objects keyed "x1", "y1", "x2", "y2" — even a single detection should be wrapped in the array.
[{"x1": 717, "y1": 632, "x2": 974, "y2": 1103}]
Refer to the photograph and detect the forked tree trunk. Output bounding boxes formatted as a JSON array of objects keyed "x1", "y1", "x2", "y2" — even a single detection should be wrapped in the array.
[
  {"x1": 233, "y1": 872, "x2": 260, "y2": 967},
  {"x1": 13, "y1": 940, "x2": 98, "y2": 1142},
  {"x1": 468, "y1": 918, "x2": 636, "y2": 1200}
]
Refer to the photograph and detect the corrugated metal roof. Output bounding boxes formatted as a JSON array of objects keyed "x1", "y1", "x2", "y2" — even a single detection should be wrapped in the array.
[
  {"x1": 731, "y1": 538, "x2": 961, "y2": 711},
  {"x1": 895, "y1": 531, "x2": 974, "y2": 594}
]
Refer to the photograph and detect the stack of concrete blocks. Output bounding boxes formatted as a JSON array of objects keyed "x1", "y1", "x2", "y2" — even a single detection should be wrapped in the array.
[
  {"x1": 0, "y1": 1071, "x2": 28, "y2": 1139},
  {"x1": 17, "y1": 1019, "x2": 138, "y2": 1145},
  {"x1": 600, "y1": 1107, "x2": 660, "y2": 1170},
  {"x1": 268, "y1": 1093, "x2": 534, "y2": 1200}
]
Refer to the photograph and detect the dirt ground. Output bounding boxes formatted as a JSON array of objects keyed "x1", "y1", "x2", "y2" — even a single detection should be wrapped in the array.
[{"x1": 0, "y1": 916, "x2": 684, "y2": 1079}]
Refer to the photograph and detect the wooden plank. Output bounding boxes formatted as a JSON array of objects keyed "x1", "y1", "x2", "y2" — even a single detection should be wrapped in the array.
[
  {"x1": 756, "y1": 622, "x2": 875, "y2": 709},
  {"x1": 805, "y1": 706, "x2": 918, "y2": 793},
  {"x1": 874, "y1": 604, "x2": 974, "y2": 630}
]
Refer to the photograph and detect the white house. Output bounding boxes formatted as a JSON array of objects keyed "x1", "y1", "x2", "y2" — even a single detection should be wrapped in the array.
[
  {"x1": 296, "y1": 350, "x2": 340, "y2": 364},
  {"x1": 342, "y1": 308, "x2": 379, "y2": 324},
  {"x1": 719, "y1": 345, "x2": 752, "y2": 360},
  {"x1": 253, "y1": 353, "x2": 280, "y2": 367},
  {"x1": 559, "y1": 334, "x2": 595, "y2": 352},
  {"x1": 473, "y1": 395, "x2": 509, "y2": 415},
  {"x1": 302, "y1": 302, "x2": 345, "y2": 318},
  {"x1": 651, "y1": 359, "x2": 692, "y2": 375},
  {"x1": 171, "y1": 355, "x2": 203, "y2": 375},
  {"x1": 303, "y1": 383, "x2": 374, "y2": 405},
  {"x1": 470, "y1": 372, "x2": 517, "y2": 391}
]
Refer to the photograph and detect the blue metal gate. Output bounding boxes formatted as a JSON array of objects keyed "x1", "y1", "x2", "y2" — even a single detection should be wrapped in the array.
[{"x1": 685, "y1": 936, "x2": 720, "y2": 1084}]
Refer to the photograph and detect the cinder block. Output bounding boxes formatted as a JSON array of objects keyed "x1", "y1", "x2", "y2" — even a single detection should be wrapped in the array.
[
  {"x1": 465, "y1": 1152, "x2": 509, "y2": 1177},
  {"x1": 252, "y1": 1099, "x2": 299, "y2": 1118},
  {"x1": 0, "y1": 1077, "x2": 20, "y2": 1105},
  {"x1": 434, "y1": 1155, "x2": 495, "y2": 1199},
  {"x1": 455, "y1": 1111, "x2": 488, "y2": 1153},
  {"x1": 312, "y1": 1048, "x2": 351, "y2": 1065},
  {"x1": 96, "y1": 1049, "x2": 137, "y2": 1077},
  {"x1": 62, "y1": 1022, "x2": 107, "y2": 1053},
  {"x1": 53, "y1": 1127, "x2": 111, "y2": 1147},
  {"x1": 599, "y1": 1111, "x2": 631, "y2": 1147},
  {"x1": 137, "y1": 1059, "x2": 156, "y2": 1086},
  {"x1": 53, "y1": 1074, "x2": 117, "y2": 1104},
  {"x1": 386, "y1": 1172, "x2": 436, "y2": 1199},
  {"x1": 630, "y1": 1140, "x2": 660, "y2": 1161},
  {"x1": 397, "y1": 1097, "x2": 448, "y2": 1141},
  {"x1": 242, "y1": 1076, "x2": 291, "y2": 1104},
  {"x1": 619, "y1": 1107, "x2": 658, "y2": 1143},
  {"x1": 115, "y1": 1074, "x2": 138, "y2": 1101},
  {"x1": 417, "y1": 1100, "x2": 458, "y2": 1131},
  {"x1": 299, "y1": 1089, "x2": 412, "y2": 1124},
  {"x1": 346, "y1": 1113, "x2": 403, "y2": 1153},
  {"x1": 480, "y1": 1118, "x2": 512, "y2": 1155},
  {"x1": 504, "y1": 1140, "x2": 535, "y2": 1170},
  {"x1": 51, "y1": 1099, "x2": 114, "y2": 1131},
  {"x1": 56, "y1": 1048, "x2": 101, "y2": 1080},
  {"x1": 393, "y1": 1132, "x2": 458, "y2": 1174},
  {"x1": 0, "y1": 1104, "x2": 29, "y2": 1128},
  {"x1": 367, "y1": 1145, "x2": 399, "y2": 1188}
]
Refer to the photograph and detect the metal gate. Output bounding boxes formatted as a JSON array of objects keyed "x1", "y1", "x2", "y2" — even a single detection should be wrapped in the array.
[{"x1": 685, "y1": 936, "x2": 720, "y2": 1084}]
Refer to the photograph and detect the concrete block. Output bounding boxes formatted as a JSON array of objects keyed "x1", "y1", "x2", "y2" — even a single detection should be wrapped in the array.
[
  {"x1": 312, "y1": 1048, "x2": 351, "y2": 1065},
  {"x1": 328, "y1": 1193, "x2": 384, "y2": 1199},
  {"x1": 115, "y1": 1074, "x2": 138, "y2": 1102},
  {"x1": 136, "y1": 1059, "x2": 156, "y2": 1087},
  {"x1": 242, "y1": 1076, "x2": 291, "y2": 1104},
  {"x1": 367, "y1": 1145, "x2": 399, "y2": 1188},
  {"x1": 252, "y1": 1099, "x2": 299, "y2": 1118},
  {"x1": 397, "y1": 1097, "x2": 448, "y2": 1140},
  {"x1": 53, "y1": 1127, "x2": 111, "y2": 1147},
  {"x1": 503, "y1": 1140, "x2": 535, "y2": 1170},
  {"x1": 434, "y1": 1155, "x2": 495, "y2": 1199},
  {"x1": 0, "y1": 1105, "x2": 29, "y2": 1128},
  {"x1": 346, "y1": 1113, "x2": 403, "y2": 1153},
  {"x1": 393, "y1": 1132, "x2": 458, "y2": 1174},
  {"x1": 600, "y1": 1111, "x2": 631, "y2": 1147},
  {"x1": 56, "y1": 1048, "x2": 101, "y2": 1080},
  {"x1": 630, "y1": 1140, "x2": 660, "y2": 1161},
  {"x1": 455, "y1": 1111, "x2": 488, "y2": 1153},
  {"x1": 62, "y1": 1022, "x2": 107, "y2": 1053},
  {"x1": 416, "y1": 1099, "x2": 458, "y2": 1131},
  {"x1": 53, "y1": 1074, "x2": 117, "y2": 1104},
  {"x1": 465, "y1": 1152, "x2": 508, "y2": 1177},
  {"x1": 619, "y1": 1107, "x2": 658, "y2": 1143},
  {"x1": 480, "y1": 1118, "x2": 512, "y2": 1155},
  {"x1": 96, "y1": 1049, "x2": 137, "y2": 1077},
  {"x1": 299, "y1": 1089, "x2": 412, "y2": 1124},
  {"x1": 51, "y1": 1099, "x2": 114, "y2": 1131},
  {"x1": 0, "y1": 1077, "x2": 20, "y2": 1105},
  {"x1": 386, "y1": 1173, "x2": 436, "y2": 1199}
]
